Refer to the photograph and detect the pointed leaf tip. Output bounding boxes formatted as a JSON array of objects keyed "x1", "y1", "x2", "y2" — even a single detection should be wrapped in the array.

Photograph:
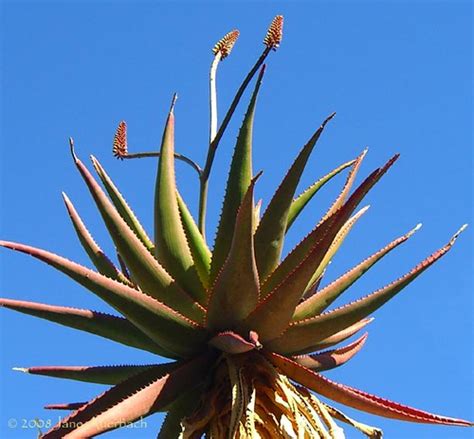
[
  {"x1": 69, "y1": 137, "x2": 77, "y2": 160},
  {"x1": 170, "y1": 93, "x2": 178, "y2": 113},
  {"x1": 451, "y1": 224, "x2": 468, "y2": 244},
  {"x1": 407, "y1": 223, "x2": 423, "y2": 237},
  {"x1": 324, "y1": 112, "x2": 337, "y2": 124}
]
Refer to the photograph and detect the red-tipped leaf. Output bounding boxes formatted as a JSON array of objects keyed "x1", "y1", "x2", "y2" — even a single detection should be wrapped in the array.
[
  {"x1": 41, "y1": 354, "x2": 214, "y2": 438},
  {"x1": 0, "y1": 241, "x2": 207, "y2": 358},
  {"x1": 266, "y1": 352, "x2": 472, "y2": 427}
]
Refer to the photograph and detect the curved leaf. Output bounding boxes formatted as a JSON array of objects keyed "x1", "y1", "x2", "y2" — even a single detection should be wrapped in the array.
[
  {"x1": 16, "y1": 363, "x2": 178, "y2": 385},
  {"x1": 41, "y1": 354, "x2": 214, "y2": 438},
  {"x1": 261, "y1": 154, "x2": 399, "y2": 298},
  {"x1": 207, "y1": 176, "x2": 260, "y2": 330},
  {"x1": 286, "y1": 159, "x2": 355, "y2": 231},
  {"x1": 267, "y1": 317, "x2": 373, "y2": 356},
  {"x1": 320, "y1": 148, "x2": 367, "y2": 222},
  {"x1": 73, "y1": 150, "x2": 204, "y2": 323},
  {"x1": 295, "y1": 223, "x2": 422, "y2": 320},
  {"x1": 270, "y1": 225, "x2": 465, "y2": 354},
  {"x1": 91, "y1": 157, "x2": 154, "y2": 252},
  {"x1": 303, "y1": 204, "x2": 370, "y2": 298},
  {"x1": 176, "y1": 191, "x2": 212, "y2": 289},
  {"x1": 154, "y1": 98, "x2": 206, "y2": 304},
  {"x1": 62, "y1": 193, "x2": 131, "y2": 285},
  {"x1": 292, "y1": 333, "x2": 367, "y2": 372},
  {"x1": 0, "y1": 298, "x2": 170, "y2": 356},
  {"x1": 0, "y1": 241, "x2": 208, "y2": 358},
  {"x1": 209, "y1": 331, "x2": 261, "y2": 354},
  {"x1": 239, "y1": 155, "x2": 400, "y2": 342},
  {"x1": 254, "y1": 113, "x2": 336, "y2": 282},
  {"x1": 266, "y1": 352, "x2": 472, "y2": 427},
  {"x1": 211, "y1": 66, "x2": 265, "y2": 281},
  {"x1": 240, "y1": 203, "x2": 354, "y2": 342}
]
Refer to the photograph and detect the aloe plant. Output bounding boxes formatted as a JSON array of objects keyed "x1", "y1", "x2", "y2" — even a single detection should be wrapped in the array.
[{"x1": 1, "y1": 16, "x2": 472, "y2": 438}]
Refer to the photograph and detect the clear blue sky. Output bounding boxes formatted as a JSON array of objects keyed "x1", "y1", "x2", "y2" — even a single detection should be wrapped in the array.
[{"x1": 1, "y1": 1, "x2": 472, "y2": 438}]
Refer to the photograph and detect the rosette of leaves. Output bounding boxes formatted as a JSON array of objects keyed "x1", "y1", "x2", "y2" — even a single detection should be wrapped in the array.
[{"x1": 1, "y1": 15, "x2": 472, "y2": 439}]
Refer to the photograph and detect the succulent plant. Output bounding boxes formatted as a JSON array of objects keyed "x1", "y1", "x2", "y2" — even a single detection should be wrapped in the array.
[{"x1": 1, "y1": 15, "x2": 472, "y2": 439}]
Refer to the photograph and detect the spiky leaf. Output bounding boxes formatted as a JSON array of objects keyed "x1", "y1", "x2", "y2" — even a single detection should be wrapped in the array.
[
  {"x1": 286, "y1": 159, "x2": 355, "y2": 231},
  {"x1": 176, "y1": 191, "x2": 212, "y2": 289},
  {"x1": 16, "y1": 363, "x2": 177, "y2": 385},
  {"x1": 292, "y1": 333, "x2": 368, "y2": 372},
  {"x1": 268, "y1": 226, "x2": 465, "y2": 354},
  {"x1": 42, "y1": 354, "x2": 214, "y2": 438},
  {"x1": 295, "y1": 223, "x2": 422, "y2": 320},
  {"x1": 0, "y1": 241, "x2": 208, "y2": 358},
  {"x1": 91, "y1": 156, "x2": 154, "y2": 251},
  {"x1": 254, "y1": 113, "x2": 335, "y2": 282},
  {"x1": 72, "y1": 150, "x2": 204, "y2": 323},
  {"x1": 211, "y1": 66, "x2": 265, "y2": 281},
  {"x1": 154, "y1": 98, "x2": 206, "y2": 304},
  {"x1": 62, "y1": 193, "x2": 131, "y2": 284},
  {"x1": 267, "y1": 352, "x2": 473, "y2": 426},
  {"x1": 261, "y1": 154, "x2": 399, "y2": 298},
  {"x1": 0, "y1": 298, "x2": 170, "y2": 356},
  {"x1": 207, "y1": 176, "x2": 260, "y2": 330}
]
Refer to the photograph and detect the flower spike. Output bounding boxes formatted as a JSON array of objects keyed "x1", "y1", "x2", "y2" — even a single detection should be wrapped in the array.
[
  {"x1": 264, "y1": 15, "x2": 284, "y2": 50},
  {"x1": 212, "y1": 30, "x2": 240, "y2": 59},
  {"x1": 112, "y1": 120, "x2": 127, "y2": 159}
]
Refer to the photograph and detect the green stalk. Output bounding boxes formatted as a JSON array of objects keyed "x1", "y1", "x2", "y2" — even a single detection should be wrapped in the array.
[{"x1": 198, "y1": 46, "x2": 271, "y2": 236}]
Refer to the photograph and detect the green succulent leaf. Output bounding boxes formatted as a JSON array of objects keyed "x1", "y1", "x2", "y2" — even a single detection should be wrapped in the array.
[
  {"x1": 154, "y1": 98, "x2": 206, "y2": 304},
  {"x1": 0, "y1": 241, "x2": 208, "y2": 358},
  {"x1": 42, "y1": 354, "x2": 214, "y2": 438},
  {"x1": 320, "y1": 148, "x2": 367, "y2": 223},
  {"x1": 240, "y1": 156, "x2": 399, "y2": 342},
  {"x1": 268, "y1": 226, "x2": 466, "y2": 355},
  {"x1": 294, "y1": 223, "x2": 422, "y2": 321},
  {"x1": 241, "y1": 205, "x2": 356, "y2": 342},
  {"x1": 254, "y1": 113, "x2": 336, "y2": 282},
  {"x1": 266, "y1": 352, "x2": 473, "y2": 426},
  {"x1": 207, "y1": 175, "x2": 261, "y2": 331},
  {"x1": 261, "y1": 154, "x2": 399, "y2": 298},
  {"x1": 286, "y1": 159, "x2": 356, "y2": 232},
  {"x1": 211, "y1": 66, "x2": 265, "y2": 282},
  {"x1": 73, "y1": 150, "x2": 205, "y2": 323},
  {"x1": 268, "y1": 317, "x2": 373, "y2": 356},
  {"x1": 0, "y1": 298, "x2": 171, "y2": 356},
  {"x1": 62, "y1": 192, "x2": 131, "y2": 285},
  {"x1": 91, "y1": 156, "x2": 154, "y2": 252},
  {"x1": 16, "y1": 363, "x2": 178, "y2": 385},
  {"x1": 302, "y1": 205, "x2": 370, "y2": 299},
  {"x1": 176, "y1": 191, "x2": 212, "y2": 289}
]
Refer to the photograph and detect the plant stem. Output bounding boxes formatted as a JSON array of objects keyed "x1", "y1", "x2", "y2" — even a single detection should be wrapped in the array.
[
  {"x1": 209, "y1": 52, "x2": 222, "y2": 145},
  {"x1": 197, "y1": 46, "x2": 271, "y2": 237},
  {"x1": 122, "y1": 152, "x2": 202, "y2": 177}
]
